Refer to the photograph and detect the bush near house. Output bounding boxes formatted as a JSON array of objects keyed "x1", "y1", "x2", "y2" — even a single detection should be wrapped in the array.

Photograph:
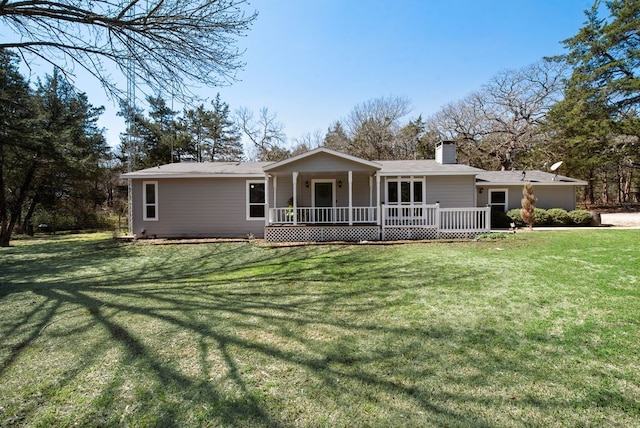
[
  {"x1": 506, "y1": 209, "x2": 524, "y2": 226},
  {"x1": 546, "y1": 208, "x2": 571, "y2": 225},
  {"x1": 506, "y1": 208, "x2": 595, "y2": 227},
  {"x1": 568, "y1": 209, "x2": 593, "y2": 225},
  {"x1": 532, "y1": 208, "x2": 551, "y2": 226}
]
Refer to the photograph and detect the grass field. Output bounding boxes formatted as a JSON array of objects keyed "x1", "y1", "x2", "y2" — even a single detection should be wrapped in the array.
[{"x1": 1, "y1": 231, "x2": 639, "y2": 427}]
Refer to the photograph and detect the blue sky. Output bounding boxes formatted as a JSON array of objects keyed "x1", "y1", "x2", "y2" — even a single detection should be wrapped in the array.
[{"x1": 78, "y1": 0, "x2": 594, "y2": 148}]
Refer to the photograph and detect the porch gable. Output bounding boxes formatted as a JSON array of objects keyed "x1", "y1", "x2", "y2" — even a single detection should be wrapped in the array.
[{"x1": 263, "y1": 147, "x2": 381, "y2": 174}]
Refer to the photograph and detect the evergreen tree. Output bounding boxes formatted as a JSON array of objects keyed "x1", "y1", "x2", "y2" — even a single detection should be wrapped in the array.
[
  {"x1": 0, "y1": 49, "x2": 37, "y2": 246},
  {"x1": 0, "y1": 53, "x2": 109, "y2": 246},
  {"x1": 181, "y1": 95, "x2": 243, "y2": 162},
  {"x1": 207, "y1": 94, "x2": 243, "y2": 162},
  {"x1": 30, "y1": 70, "x2": 110, "y2": 232},
  {"x1": 119, "y1": 96, "x2": 179, "y2": 168},
  {"x1": 547, "y1": 0, "x2": 640, "y2": 204}
]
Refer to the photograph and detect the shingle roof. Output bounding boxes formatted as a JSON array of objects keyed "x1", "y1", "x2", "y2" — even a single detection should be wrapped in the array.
[
  {"x1": 476, "y1": 170, "x2": 587, "y2": 185},
  {"x1": 121, "y1": 161, "x2": 268, "y2": 178},
  {"x1": 379, "y1": 160, "x2": 483, "y2": 175},
  {"x1": 121, "y1": 156, "x2": 585, "y2": 185}
]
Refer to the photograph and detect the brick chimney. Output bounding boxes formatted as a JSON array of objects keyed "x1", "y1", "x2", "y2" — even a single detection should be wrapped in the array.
[{"x1": 435, "y1": 141, "x2": 456, "y2": 164}]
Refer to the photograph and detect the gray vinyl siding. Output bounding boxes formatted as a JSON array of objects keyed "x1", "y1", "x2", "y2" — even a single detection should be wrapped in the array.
[
  {"x1": 131, "y1": 177, "x2": 265, "y2": 238},
  {"x1": 272, "y1": 172, "x2": 376, "y2": 208},
  {"x1": 533, "y1": 187, "x2": 577, "y2": 210},
  {"x1": 477, "y1": 185, "x2": 578, "y2": 211},
  {"x1": 424, "y1": 176, "x2": 475, "y2": 207},
  {"x1": 506, "y1": 185, "x2": 577, "y2": 211},
  {"x1": 272, "y1": 175, "x2": 294, "y2": 207},
  {"x1": 270, "y1": 152, "x2": 379, "y2": 173}
]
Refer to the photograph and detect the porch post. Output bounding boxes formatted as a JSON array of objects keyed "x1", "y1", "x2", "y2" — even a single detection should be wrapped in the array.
[
  {"x1": 273, "y1": 175, "x2": 277, "y2": 208},
  {"x1": 264, "y1": 174, "x2": 270, "y2": 226},
  {"x1": 376, "y1": 172, "x2": 381, "y2": 226},
  {"x1": 369, "y1": 175, "x2": 373, "y2": 223},
  {"x1": 292, "y1": 171, "x2": 298, "y2": 226},
  {"x1": 348, "y1": 170, "x2": 353, "y2": 225}
]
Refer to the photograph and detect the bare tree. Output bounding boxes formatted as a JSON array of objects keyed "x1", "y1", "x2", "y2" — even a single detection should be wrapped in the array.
[
  {"x1": 425, "y1": 60, "x2": 567, "y2": 170},
  {"x1": 292, "y1": 130, "x2": 324, "y2": 150},
  {"x1": 343, "y1": 95, "x2": 411, "y2": 160},
  {"x1": 236, "y1": 106, "x2": 287, "y2": 161},
  {"x1": 477, "y1": 60, "x2": 567, "y2": 170},
  {"x1": 424, "y1": 97, "x2": 494, "y2": 168},
  {"x1": 0, "y1": 1, "x2": 257, "y2": 102}
]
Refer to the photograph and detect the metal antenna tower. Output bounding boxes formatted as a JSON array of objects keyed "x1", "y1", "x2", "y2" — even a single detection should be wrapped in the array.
[{"x1": 126, "y1": 3, "x2": 137, "y2": 236}]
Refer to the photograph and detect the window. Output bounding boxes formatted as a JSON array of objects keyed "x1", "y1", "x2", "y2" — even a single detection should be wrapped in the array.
[
  {"x1": 143, "y1": 181, "x2": 158, "y2": 221},
  {"x1": 247, "y1": 180, "x2": 266, "y2": 220},
  {"x1": 489, "y1": 189, "x2": 508, "y2": 213},
  {"x1": 386, "y1": 179, "x2": 424, "y2": 204}
]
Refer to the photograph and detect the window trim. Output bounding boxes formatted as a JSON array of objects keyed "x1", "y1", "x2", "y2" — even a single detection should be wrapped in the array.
[
  {"x1": 385, "y1": 177, "x2": 426, "y2": 205},
  {"x1": 489, "y1": 188, "x2": 508, "y2": 212},
  {"x1": 246, "y1": 180, "x2": 266, "y2": 221},
  {"x1": 142, "y1": 180, "x2": 158, "y2": 221}
]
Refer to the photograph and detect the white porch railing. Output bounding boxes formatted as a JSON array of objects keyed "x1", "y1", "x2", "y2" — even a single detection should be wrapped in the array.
[
  {"x1": 269, "y1": 206, "x2": 378, "y2": 224},
  {"x1": 382, "y1": 205, "x2": 437, "y2": 227},
  {"x1": 269, "y1": 204, "x2": 490, "y2": 233},
  {"x1": 438, "y1": 207, "x2": 491, "y2": 232},
  {"x1": 381, "y1": 204, "x2": 491, "y2": 232}
]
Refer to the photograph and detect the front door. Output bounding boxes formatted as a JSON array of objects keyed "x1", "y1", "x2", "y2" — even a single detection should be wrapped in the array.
[{"x1": 313, "y1": 180, "x2": 335, "y2": 222}]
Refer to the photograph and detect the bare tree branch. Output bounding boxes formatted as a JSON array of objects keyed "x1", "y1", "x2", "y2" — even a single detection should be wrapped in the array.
[{"x1": 0, "y1": 1, "x2": 257, "y2": 103}]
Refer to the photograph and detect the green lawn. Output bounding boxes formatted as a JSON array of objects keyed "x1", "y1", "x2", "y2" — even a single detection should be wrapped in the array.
[{"x1": 1, "y1": 231, "x2": 639, "y2": 427}]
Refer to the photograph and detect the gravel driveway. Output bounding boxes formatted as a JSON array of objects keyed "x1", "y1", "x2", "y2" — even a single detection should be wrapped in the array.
[{"x1": 600, "y1": 212, "x2": 640, "y2": 227}]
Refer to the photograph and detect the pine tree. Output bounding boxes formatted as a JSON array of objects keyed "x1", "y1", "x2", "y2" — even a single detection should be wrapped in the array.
[
  {"x1": 0, "y1": 49, "x2": 36, "y2": 246},
  {"x1": 208, "y1": 94, "x2": 244, "y2": 162}
]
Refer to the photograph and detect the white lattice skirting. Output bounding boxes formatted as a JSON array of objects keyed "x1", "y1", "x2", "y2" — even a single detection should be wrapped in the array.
[
  {"x1": 382, "y1": 227, "x2": 438, "y2": 241},
  {"x1": 382, "y1": 228, "x2": 483, "y2": 240},
  {"x1": 265, "y1": 226, "x2": 485, "y2": 242},
  {"x1": 265, "y1": 226, "x2": 380, "y2": 242}
]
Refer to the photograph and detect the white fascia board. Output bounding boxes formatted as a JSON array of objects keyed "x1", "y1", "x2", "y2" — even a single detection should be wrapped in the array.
[
  {"x1": 379, "y1": 171, "x2": 479, "y2": 177},
  {"x1": 475, "y1": 181, "x2": 587, "y2": 186}
]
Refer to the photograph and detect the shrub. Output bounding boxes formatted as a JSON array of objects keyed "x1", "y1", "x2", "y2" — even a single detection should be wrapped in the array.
[
  {"x1": 532, "y1": 208, "x2": 551, "y2": 226},
  {"x1": 546, "y1": 208, "x2": 571, "y2": 226},
  {"x1": 476, "y1": 232, "x2": 507, "y2": 241},
  {"x1": 521, "y1": 182, "x2": 536, "y2": 228},
  {"x1": 569, "y1": 209, "x2": 593, "y2": 226},
  {"x1": 506, "y1": 209, "x2": 524, "y2": 226}
]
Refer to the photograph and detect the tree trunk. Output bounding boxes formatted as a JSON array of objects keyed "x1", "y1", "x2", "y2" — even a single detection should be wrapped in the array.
[
  {"x1": 21, "y1": 194, "x2": 38, "y2": 236},
  {"x1": 0, "y1": 160, "x2": 37, "y2": 247}
]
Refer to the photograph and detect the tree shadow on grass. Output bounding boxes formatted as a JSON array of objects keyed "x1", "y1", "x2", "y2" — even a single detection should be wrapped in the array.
[{"x1": 1, "y1": 236, "x2": 636, "y2": 426}]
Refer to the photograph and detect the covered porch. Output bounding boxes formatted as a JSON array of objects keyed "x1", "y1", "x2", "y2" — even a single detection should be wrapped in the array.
[
  {"x1": 261, "y1": 148, "x2": 490, "y2": 242},
  {"x1": 265, "y1": 203, "x2": 491, "y2": 242}
]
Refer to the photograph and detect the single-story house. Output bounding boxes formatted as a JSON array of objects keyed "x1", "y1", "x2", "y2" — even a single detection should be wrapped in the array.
[
  {"x1": 122, "y1": 142, "x2": 586, "y2": 242},
  {"x1": 475, "y1": 169, "x2": 587, "y2": 213}
]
